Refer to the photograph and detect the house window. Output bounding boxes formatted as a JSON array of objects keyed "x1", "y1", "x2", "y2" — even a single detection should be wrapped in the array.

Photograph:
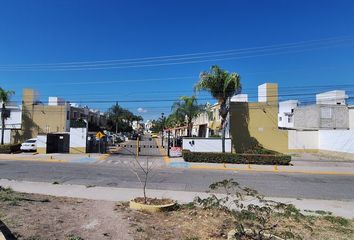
[
  {"x1": 279, "y1": 117, "x2": 282, "y2": 121},
  {"x1": 288, "y1": 117, "x2": 292, "y2": 123},
  {"x1": 67, "y1": 111, "x2": 70, "y2": 120}
]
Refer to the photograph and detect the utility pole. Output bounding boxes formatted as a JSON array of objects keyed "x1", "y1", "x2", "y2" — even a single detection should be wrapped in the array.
[
  {"x1": 161, "y1": 112, "x2": 165, "y2": 147},
  {"x1": 115, "y1": 101, "x2": 118, "y2": 135},
  {"x1": 167, "y1": 130, "x2": 171, "y2": 157}
]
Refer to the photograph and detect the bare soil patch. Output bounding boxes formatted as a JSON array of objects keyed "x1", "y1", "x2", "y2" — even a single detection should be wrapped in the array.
[
  {"x1": 0, "y1": 188, "x2": 133, "y2": 240},
  {"x1": 0, "y1": 188, "x2": 353, "y2": 240}
]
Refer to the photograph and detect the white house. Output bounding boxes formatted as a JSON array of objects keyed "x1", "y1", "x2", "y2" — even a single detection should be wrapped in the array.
[
  {"x1": 316, "y1": 90, "x2": 348, "y2": 105},
  {"x1": 0, "y1": 102, "x2": 22, "y2": 144},
  {"x1": 231, "y1": 94, "x2": 248, "y2": 102},
  {"x1": 278, "y1": 100, "x2": 299, "y2": 129}
]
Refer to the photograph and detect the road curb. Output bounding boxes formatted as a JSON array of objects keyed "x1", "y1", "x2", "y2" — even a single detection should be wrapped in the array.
[
  {"x1": 98, "y1": 154, "x2": 110, "y2": 161},
  {"x1": 189, "y1": 164, "x2": 354, "y2": 176},
  {"x1": 0, "y1": 157, "x2": 67, "y2": 163}
]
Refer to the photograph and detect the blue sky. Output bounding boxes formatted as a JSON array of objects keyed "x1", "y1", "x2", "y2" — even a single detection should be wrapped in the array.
[{"x1": 1, "y1": 0, "x2": 354, "y2": 120}]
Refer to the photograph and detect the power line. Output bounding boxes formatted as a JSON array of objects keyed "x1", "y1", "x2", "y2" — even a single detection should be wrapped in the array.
[
  {"x1": 0, "y1": 36, "x2": 350, "y2": 67},
  {"x1": 1, "y1": 36, "x2": 354, "y2": 71}
]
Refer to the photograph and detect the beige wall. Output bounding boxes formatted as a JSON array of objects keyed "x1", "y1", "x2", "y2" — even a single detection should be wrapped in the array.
[
  {"x1": 249, "y1": 102, "x2": 288, "y2": 153},
  {"x1": 21, "y1": 89, "x2": 70, "y2": 140},
  {"x1": 230, "y1": 83, "x2": 289, "y2": 154}
]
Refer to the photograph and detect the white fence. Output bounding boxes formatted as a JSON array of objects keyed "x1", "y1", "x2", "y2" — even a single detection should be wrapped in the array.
[
  {"x1": 288, "y1": 130, "x2": 318, "y2": 150},
  {"x1": 69, "y1": 127, "x2": 87, "y2": 149},
  {"x1": 319, "y1": 130, "x2": 354, "y2": 154},
  {"x1": 182, "y1": 137, "x2": 232, "y2": 153},
  {"x1": 288, "y1": 129, "x2": 354, "y2": 154}
]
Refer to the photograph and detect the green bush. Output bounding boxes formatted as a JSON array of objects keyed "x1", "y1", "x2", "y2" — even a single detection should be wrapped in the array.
[
  {"x1": 0, "y1": 144, "x2": 21, "y2": 154},
  {"x1": 182, "y1": 150, "x2": 291, "y2": 165}
]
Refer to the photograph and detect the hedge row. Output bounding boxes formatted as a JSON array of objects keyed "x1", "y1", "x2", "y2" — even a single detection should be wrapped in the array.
[
  {"x1": 182, "y1": 150, "x2": 291, "y2": 165},
  {"x1": 0, "y1": 144, "x2": 21, "y2": 154}
]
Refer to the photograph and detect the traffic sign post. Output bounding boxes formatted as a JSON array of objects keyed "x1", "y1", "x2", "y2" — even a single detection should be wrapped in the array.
[{"x1": 96, "y1": 132, "x2": 105, "y2": 153}]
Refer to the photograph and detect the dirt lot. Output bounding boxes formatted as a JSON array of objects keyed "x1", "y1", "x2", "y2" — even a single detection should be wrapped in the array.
[
  {"x1": 0, "y1": 188, "x2": 353, "y2": 240},
  {"x1": 0, "y1": 188, "x2": 133, "y2": 240}
]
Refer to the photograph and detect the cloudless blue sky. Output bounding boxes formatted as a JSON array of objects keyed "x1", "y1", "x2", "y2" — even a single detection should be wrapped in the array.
[{"x1": 1, "y1": 0, "x2": 354, "y2": 120}]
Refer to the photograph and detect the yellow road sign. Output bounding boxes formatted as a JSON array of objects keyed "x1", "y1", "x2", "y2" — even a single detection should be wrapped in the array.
[{"x1": 96, "y1": 132, "x2": 105, "y2": 139}]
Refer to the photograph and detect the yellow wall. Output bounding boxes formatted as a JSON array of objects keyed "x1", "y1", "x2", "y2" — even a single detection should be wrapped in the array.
[
  {"x1": 230, "y1": 83, "x2": 289, "y2": 154},
  {"x1": 248, "y1": 102, "x2": 288, "y2": 153},
  {"x1": 36, "y1": 147, "x2": 46, "y2": 154},
  {"x1": 21, "y1": 89, "x2": 69, "y2": 140},
  {"x1": 69, "y1": 147, "x2": 86, "y2": 154}
]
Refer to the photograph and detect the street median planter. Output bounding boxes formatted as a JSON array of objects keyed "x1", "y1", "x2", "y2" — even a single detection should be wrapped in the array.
[
  {"x1": 182, "y1": 150, "x2": 291, "y2": 165},
  {"x1": 129, "y1": 197, "x2": 176, "y2": 213}
]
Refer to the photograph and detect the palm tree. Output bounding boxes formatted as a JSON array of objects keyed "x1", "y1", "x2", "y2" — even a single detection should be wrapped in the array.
[
  {"x1": 0, "y1": 88, "x2": 15, "y2": 145},
  {"x1": 171, "y1": 96, "x2": 205, "y2": 137},
  {"x1": 195, "y1": 65, "x2": 241, "y2": 152}
]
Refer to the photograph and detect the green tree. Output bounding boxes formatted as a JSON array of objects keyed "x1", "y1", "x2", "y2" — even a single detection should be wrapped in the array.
[
  {"x1": 150, "y1": 117, "x2": 164, "y2": 133},
  {"x1": 105, "y1": 104, "x2": 143, "y2": 133},
  {"x1": 195, "y1": 65, "x2": 241, "y2": 152},
  {"x1": 165, "y1": 112, "x2": 185, "y2": 129},
  {"x1": 171, "y1": 96, "x2": 206, "y2": 137},
  {"x1": 0, "y1": 88, "x2": 15, "y2": 145}
]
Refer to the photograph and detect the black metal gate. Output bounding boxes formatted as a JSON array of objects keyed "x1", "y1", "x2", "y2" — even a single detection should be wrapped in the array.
[{"x1": 46, "y1": 133, "x2": 70, "y2": 153}]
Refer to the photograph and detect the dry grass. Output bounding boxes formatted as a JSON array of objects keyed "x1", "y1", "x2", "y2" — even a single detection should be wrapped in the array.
[
  {"x1": 122, "y1": 203, "x2": 354, "y2": 240},
  {"x1": 0, "y1": 188, "x2": 353, "y2": 240}
]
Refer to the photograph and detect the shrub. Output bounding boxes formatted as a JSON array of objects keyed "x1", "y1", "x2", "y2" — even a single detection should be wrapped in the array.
[
  {"x1": 182, "y1": 150, "x2": 291, "y2": 165},
  {"x1": 0, "y1": 144, "x2": 21, "y2": 154}
]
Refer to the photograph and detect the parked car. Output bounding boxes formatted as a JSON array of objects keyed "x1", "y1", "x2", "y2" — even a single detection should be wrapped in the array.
[
  {"x1": 20, "y1": 138, "x2": 37, "y2": 152},
  {"x1": 151, "y1": 133, "x2": 158, "y2": 138}
]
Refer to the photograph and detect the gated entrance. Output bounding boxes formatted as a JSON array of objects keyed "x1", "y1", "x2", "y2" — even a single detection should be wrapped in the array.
[
  {"x1": 46, "y1": 133, "x2": 70, "y2": 153},
  {"x1": 113, "y1": 134, "x2": 167, "y2": 157}
]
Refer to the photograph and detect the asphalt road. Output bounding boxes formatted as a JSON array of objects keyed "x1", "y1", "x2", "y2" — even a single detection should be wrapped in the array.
[{"x1": 0, "y1": 160, "x2": 353, "y2": 201}]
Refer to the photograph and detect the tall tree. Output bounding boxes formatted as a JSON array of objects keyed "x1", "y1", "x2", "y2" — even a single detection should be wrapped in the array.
[
  {"x1": 195, "y1": 65, "x2": 241, "y2": 152},
  {"x1": 171, "y1": 96, "x2": 205, "y2": 137},
  {"x1": 0, "y1": 88, "x2": 15, "y2": 145},
  {"x1": 105, "y1": 104, "x2": 143, "y2": 133}
]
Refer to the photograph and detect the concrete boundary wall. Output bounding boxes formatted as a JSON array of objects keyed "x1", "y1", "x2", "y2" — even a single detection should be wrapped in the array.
[
  {"x1": 319, "y1": 130, "x2": 354, "y2": 154},
  {"x1": 36, "y1": 135, "x2": 47, "y2": 154},
  {"x1": 288, "y1": 130, "x2": 318, "y2": 150},
  {"x1": 69, "y1": 128, "x2": 87, "y2": 154},
  {"x1": 288, "y1": 129, "x2": 354, "y2": 155},
  {"x1": 183, "y1": 138, "x2": 232, "y2": 153}
]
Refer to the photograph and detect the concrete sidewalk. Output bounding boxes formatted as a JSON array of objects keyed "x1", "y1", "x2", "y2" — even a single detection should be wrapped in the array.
[
  {"x1": 168, "y1": 157, "x2": 354, "y2": 175},
  {"x1": 0, "y1": 179, "x2": 353, "y2": 219},
  {"x1": 0, "y1": 153, "x2": 109, "y2": 163}
]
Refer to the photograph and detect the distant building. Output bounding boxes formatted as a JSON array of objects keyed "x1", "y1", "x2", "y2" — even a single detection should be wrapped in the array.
[
  {"x1": 231, "y1": 94, "x2": 248, "y2": 103},
  {"x1": 278, "y1": 100, "x2": 299, "y2": 129},
  {"x1": 145, "y1": 120, "x2": 153, "y2": 133},
  {"x1": 293, "y1": 104, "x2": 349, "y2": 130},
  {"x1": 20, "y1": 88, "x2": 106, "y2": 141},
  {"x1": 293, "y1": 90, "x2": 349, "y2": 130},
  {"x1": 316, "y1": 90, "x2": 348, "y2": 105},
  {"x1": 0, "y1": 101, "x2": 22, "y2": 144}
]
